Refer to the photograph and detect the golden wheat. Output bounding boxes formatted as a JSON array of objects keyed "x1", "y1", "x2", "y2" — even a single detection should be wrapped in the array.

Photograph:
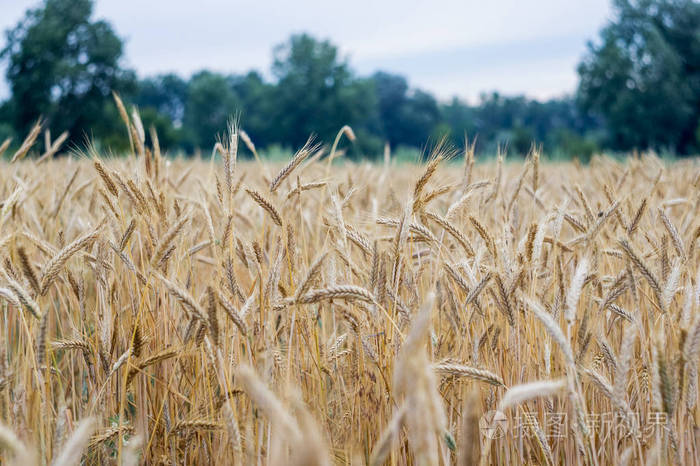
[{"x1": 0, "y1": 123, "x2": 698, "y2": 465}]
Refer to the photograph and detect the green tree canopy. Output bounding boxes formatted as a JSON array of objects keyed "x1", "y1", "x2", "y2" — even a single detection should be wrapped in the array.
[
  {"x1": 182, "y1": 71, "x2": 240, "y2": 150},
  {"x1": 577, "y1": 0, "x2": 700, "y2": 153},
  {"x1": 0, "y1": 0, "x2": 626, "y2": 158},
  {"x1": 370, "y1": 72, "x2": 441, "y2": 148},
  {"x1": 271, "y1": 33, "x2": 374, "y2": 148},
  {"x1": 1, "y1": 0, "x2": 135, "y2": 146},
  {"x1": 228, "y1": 71, "x2": 276, "y2": 146},
  {"x1": 136, "y1": 73, "x2": 188, "y2": 124}
]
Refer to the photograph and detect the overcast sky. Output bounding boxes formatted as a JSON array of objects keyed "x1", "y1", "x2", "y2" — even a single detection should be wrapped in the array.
[{"x1": 0, "y1": 0, "x2": 613, "y2": 102}]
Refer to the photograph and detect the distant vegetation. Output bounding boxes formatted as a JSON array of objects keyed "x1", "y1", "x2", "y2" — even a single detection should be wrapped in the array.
[{"x1": 1, "y1": 0, "x2": 699, "y2": 159}]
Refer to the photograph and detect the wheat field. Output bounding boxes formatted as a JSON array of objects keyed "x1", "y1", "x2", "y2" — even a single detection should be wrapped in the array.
[{"x1": 0, "y1": 120, "x2": 699, "y2": 465}]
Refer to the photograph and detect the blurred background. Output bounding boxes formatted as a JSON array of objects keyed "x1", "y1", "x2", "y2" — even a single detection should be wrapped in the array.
[{"x1": 0, "y1": 0, "x2": 698, "y2": 160}]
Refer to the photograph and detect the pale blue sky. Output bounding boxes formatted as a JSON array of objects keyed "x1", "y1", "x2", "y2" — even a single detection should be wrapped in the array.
[{"x1": 0, "y1": 0, "x2": 613, "y2": 102}]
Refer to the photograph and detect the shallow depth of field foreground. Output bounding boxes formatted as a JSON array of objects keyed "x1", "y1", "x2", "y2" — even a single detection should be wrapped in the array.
[{"x1": 0, "y1": 130, "x2": 699, "y2": 465}]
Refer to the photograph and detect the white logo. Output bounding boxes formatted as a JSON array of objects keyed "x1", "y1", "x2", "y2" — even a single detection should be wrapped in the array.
[{"x1": 479, "y1": 410, "x2": 508, "y2": 439}]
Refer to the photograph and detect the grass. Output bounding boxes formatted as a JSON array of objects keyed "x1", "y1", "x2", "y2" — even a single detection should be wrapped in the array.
[{"x1": 0, "y1": 114, "x2": 698, "y2": 465}]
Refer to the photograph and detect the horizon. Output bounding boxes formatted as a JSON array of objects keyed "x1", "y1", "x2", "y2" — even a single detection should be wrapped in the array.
[{"x1": 0, "y1": 0, "x2": 613, "y2": 103}]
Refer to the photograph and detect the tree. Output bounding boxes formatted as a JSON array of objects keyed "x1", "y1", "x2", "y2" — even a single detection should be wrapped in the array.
[
  {"x1": 182, "y1": 71, "x2": 239, "y2": 150},
  {"x1": 441, "y1": 97, "x2": 477, "y2": 146},
  {"x1": 134, "y1": 73, "x2": 189, "y2": 152},
  {"x1": 0, "y1": 100, "x2": 15, "y2": 145},
  {"x1": 397, "y1": 90, "x2": 441, "y2": 148},
  {"x1": 271, "y1": 34, "x2": 374, "y2": 149},
  {"x1": 577, "y1": 0, "x2": 700, "y2": 153},
  {"x1": 371, "y1": 72, "x2": 409, "y2": 146},
  {"x1": 370, "y1": 72, "x2": 441, "y2": 149},
  {"x1": 136, "y1": 73, "x2": 188, "y2": 125},
  {"x1": 229, "y1": 71, "x2": 276, "y2": 148},
  {"x1": 1, "y1": 0, "x2": 135, "y2": 148}
]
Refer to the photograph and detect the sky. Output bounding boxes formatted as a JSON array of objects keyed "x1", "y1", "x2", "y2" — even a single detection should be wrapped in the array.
[{"x1": 0, "y1": 0, "x2": 613, "y2": 103}]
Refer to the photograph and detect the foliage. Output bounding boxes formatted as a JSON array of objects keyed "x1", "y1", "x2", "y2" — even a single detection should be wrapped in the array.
[
  {"x1": 578, "y1": 0, "x2": 700, "y2": 153},
  {"x1": 270, "y1": 34, "x2": 375, "y2": 149},
  {"x1": 182, "y1": 71, "x2": 240, "y2": 150},
  {"x1": 0, "y1": 0, "x2": 135, "y2": 149},
  {"x1": 135, "y1": 73, "x2": 188, "y2": 124},
  {"x1": 371, "y1": 72, "x2": 442, "y2": 148},
  {"x1": 0, "y1": 0, "x2": 698, "y2": 157}
]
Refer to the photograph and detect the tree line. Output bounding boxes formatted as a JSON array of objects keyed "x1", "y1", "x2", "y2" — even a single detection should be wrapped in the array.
[{"x1": 1, "y1": 0, "x2": 698, "y2": 159}]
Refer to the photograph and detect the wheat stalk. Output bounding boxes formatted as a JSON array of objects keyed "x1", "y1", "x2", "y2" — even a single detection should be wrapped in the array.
[
  {"x1": 40, "y1": 225, "x2": 102, "y2": 294},
  {"x1": 270, "y1": 139, "x2": 316, "y2": 192},
  {"x1": 297, "y1": 285, "x2": 375, "y2": 305},
  {"x1": 498, "y1": 379, "x2": 566, "y2": 411},
  {"x1": 245, "y1": 188, "x2": 283, "y2": 226},
  {"x1": 432, "y1": 362, "x2": 504, "y2": 386}
]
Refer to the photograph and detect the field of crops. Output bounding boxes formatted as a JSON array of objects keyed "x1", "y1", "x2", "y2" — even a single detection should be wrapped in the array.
[{"x1": 0, "y1": 122, "x2": 699, "y2": 465}]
